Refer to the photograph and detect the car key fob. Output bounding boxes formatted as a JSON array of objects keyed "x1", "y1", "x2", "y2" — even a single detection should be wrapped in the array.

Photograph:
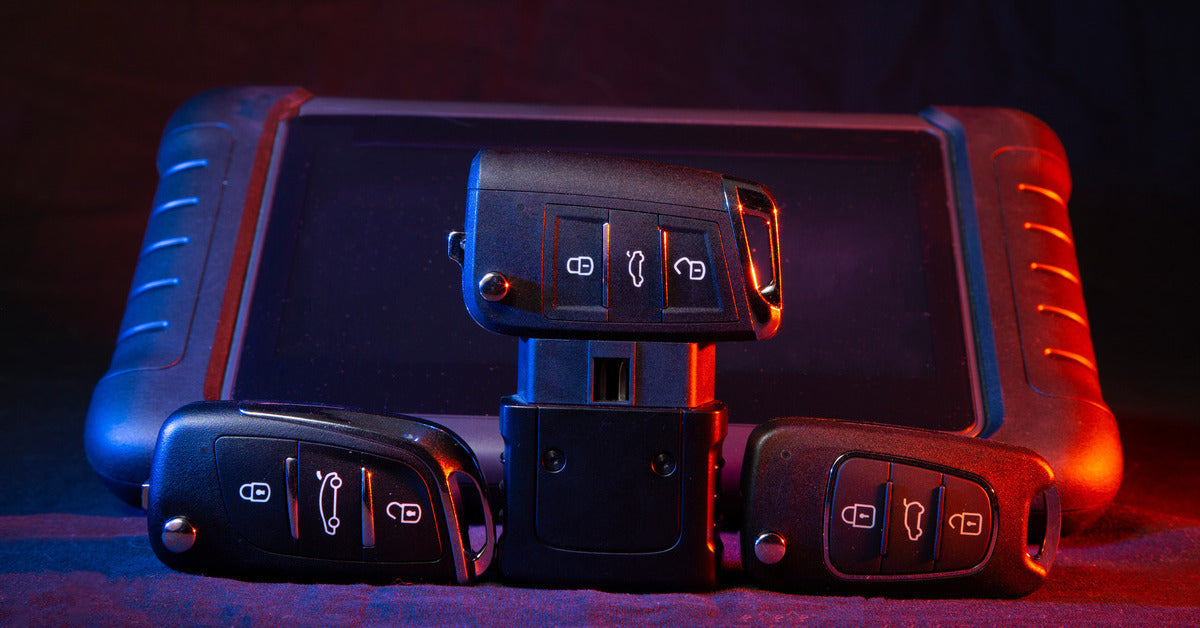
[
  {"x1": 741, "y1": 418, "x2": 1060, "y2": 597},
  {"x1": 450, "y1": 149, "x2": 782, "y2": 342},
  {"x1": 144, "y1": 401, "x2": 494, "y2": 584}
]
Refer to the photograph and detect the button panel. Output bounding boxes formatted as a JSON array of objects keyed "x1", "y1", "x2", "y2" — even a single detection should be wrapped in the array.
[
  {"x1": 827, "y1": 457, "x2": 889, "y2": 574},
  {"x1": 363, "y1": 454, "x2": 442, "y2": 563},
  {"x1": 545, "y1": 206, "x2": 608, "y2": 321},
  {"x1": 827, "y1": 457, "x2": 995, "y2": 576},
  {"x1": 542, "y1": 206, "x2": 734, "y2": 325},
  {"x1": 217, "y1": 438, "x2": 441, "y2": 564},
  {"x1": 938, "y1": 474, "x2": 993, "y2": 571},
  {"x1": 214, "y1": 437, "x2": 298, "y2": 555},
  {"x1": 881, "y1": 463, "x2": 942, "y2": 574},
  {"x1": 298, "y1": 443, "x2": 363, "y2": 560},
  {"x1": 608, "y1": 209, "x2": 665, "y2": 323},
  {"x1": 661, "y1": 215, "x2": 728, "y2": 322}
]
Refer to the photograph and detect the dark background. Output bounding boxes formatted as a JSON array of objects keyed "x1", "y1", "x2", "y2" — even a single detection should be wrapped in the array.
[
  {"x1": 1, "y1": 2, "x2": 1196, "y2": 420},
  {"x1": 1, "y1": 2, "x2": 1198, "y2": 621}
]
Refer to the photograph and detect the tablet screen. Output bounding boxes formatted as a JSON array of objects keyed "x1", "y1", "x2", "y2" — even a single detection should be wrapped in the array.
[{"x1": 233, "y1": 113, "x2": 976, "y2": 432}]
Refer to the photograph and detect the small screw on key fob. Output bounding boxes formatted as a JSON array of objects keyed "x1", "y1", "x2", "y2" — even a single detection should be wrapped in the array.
[
  {"x1": 144, "y1": 401, "x2": 494, "y2": 584},
  {"x1": 741, "y1": 418, "x2": 1060, "y2": 597}
]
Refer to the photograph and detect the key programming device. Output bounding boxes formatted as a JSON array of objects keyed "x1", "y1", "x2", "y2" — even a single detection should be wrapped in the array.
[
  {"x1": 144, "y1": 401, "x2": 494, "y2": 583},
  {"x1": 741, "y1": 418, "x2": 1059, "y2": 597},
  {"x1": 450, "y1": 150, "x2": 782, "y2": 589},
  {"x1": 85, "y1": 88, "x2": 1121, "y2": 535}
]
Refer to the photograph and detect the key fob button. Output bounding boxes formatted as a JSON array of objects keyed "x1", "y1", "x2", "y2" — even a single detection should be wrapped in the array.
[
  {"x1": 607, "y1": 209, "x2": 664, "y2": 323},
  {"x1": 660, "y1": 215, "x2": 732, "y2": 322},
  {"x1": 937, "y1": 473, "x2": 994, "y2": 572},
  {"x1": 827, "y1": 457, "x2": 889, "y2": 574},
  {"x1": 362, "y1": 454, "x2": 442, "y2": 563},
  {"x1": 298, "y1": 443, "x2": 363, "y2": 560},
  {"x1": 881, "y1": 463, "x2": 942, "y2": 574},
  {"x1": 544, "y1": 206, "x2": 608, "y2": 321},
  {"x1": 214, "y1": 436, "x2": 297, "y2": 555}
]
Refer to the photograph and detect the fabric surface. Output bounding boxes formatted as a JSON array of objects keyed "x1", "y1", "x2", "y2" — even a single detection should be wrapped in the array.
[{"x1": 0, "y1": 376, "x2": 1198, "y2": 625}]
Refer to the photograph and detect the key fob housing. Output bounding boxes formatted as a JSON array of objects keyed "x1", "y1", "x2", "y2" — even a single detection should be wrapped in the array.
[
  {"x1": 455, "y1": 149, "x2": 782, "y2": 342},
  {"x1": 742, "y1": 417, "x2": 1059, "y2": 597},
  {"x1": 145, "y1": 401, "x2": 494, "y2": 584}
]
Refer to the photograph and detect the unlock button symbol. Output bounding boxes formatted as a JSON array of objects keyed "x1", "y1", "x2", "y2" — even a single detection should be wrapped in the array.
[
  {"x1": 673, "y1": 257, "x2": 707, "y2": 281},
  {"x1": 948, "y1": 511, "x2": 984, "y2": 536}
]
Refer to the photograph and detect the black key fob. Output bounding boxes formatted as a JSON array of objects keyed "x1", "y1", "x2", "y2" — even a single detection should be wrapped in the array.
[
  {"x1": 144, "y1": 401, "x2": 494, "y2": 584},
  {"x1": 451, "y1": 149, "x2": 782, "y2": 342},
  {"x1": 741, "y1": 418, "x2": 1060, "y2": 597}
]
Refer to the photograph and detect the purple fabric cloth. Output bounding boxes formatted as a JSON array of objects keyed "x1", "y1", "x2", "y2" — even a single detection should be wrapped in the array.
[{"x1": 0, "y1": 378, "x2": 1197, "y2": 624}]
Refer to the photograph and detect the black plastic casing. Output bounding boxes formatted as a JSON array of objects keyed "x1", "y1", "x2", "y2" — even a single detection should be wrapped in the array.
[
  {"x1": 87, "y1": 88, "x2": 311, "y2": 506},
  {"x1": 924, "y1": 108, "x2": 1121, "y2": 533},
  {"x1": 491, "y1": 339, "x2": 725, "y2": 590},
  {"x1": 498, "y1": 400, "x2": 726, "y2": 590},
  {"x1": 459, "y1": 149, "x2": 782, "y2": 342},
  {"x1": 741, "y1": 418, "x2": 1059, "y2": 597},
  {"x1": 492, "y1": 340, "x2": 727, "y2": 590},
  {"x1": 145, "y1": 401, "x2": 493, "y2": 583}
]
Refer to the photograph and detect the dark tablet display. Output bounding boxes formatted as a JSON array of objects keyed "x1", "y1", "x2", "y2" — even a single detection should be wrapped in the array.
[{"x1": 233, "y1": 114, "x2": 976, "y2": 432}]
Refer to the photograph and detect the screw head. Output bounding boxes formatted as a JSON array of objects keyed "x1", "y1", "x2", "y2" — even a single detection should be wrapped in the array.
[
  {"x1": 541, "y1": 448, "x2": 565, "y2": 473},
  {"x1": 478, "y1": 272, "x2": 509, "y2": 302},
  {"x1": 651, "y1": 452, "x2": 677, "y2": 477},
  {"x1": 161, "y1": 516, "x2": 197, "y2": 553},
  {"x1": 754, "y1": 531, "x2": 787, "y2": 564}
]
